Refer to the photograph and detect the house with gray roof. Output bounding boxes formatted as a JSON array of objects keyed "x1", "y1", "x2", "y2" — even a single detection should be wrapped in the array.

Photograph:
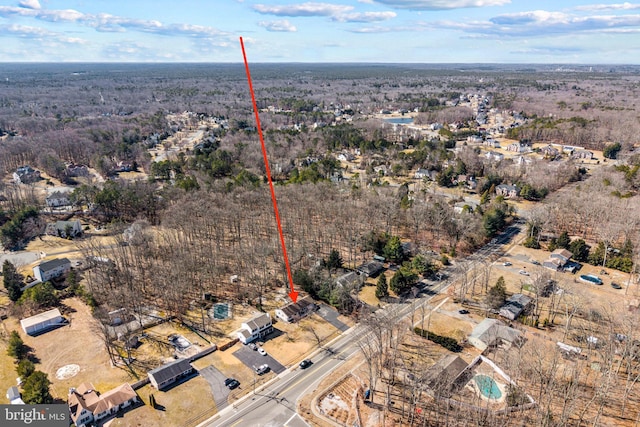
[
  {"x1": 499, "y1": 294, "x2": 532, "y2": 320},
  {"x1": 33, "y1": 258, "x2": 71, "y2": 282},
  {"x1": 495, "y1": 184, "x2": 520, "y2": 198},
  {"x1": 468, "y1": 318, "x2": 523, "y2": 352},
  {"x1": 147, "y1": 359, "x2": 194, "y2": 390},
  {"x1": 237, "y1": 312, "x2": 273, "y2": 344}
]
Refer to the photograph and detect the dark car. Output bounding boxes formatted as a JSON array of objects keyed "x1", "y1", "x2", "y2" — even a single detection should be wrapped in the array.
[
  {"x1": 255, "y1": 364, "x2": 270, "y2": 375},
  {"x1": 299, "y1": 359, "x2": 313, "y2": 369},
  {"x1": 225, "y1": 378, "x2": 240, "y2": 389},
  {"x1": 611, "y1": 282, "x2": 622, "y2": 289},
  {"x1": 458, "y1": 309, "x2": 470, "y2": 315}
]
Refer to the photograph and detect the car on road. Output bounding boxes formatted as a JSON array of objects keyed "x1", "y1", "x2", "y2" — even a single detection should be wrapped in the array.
[
  {"x1": 458, "y1": 309, "x2": 469, "y2": 315},
  {"x1": 255, "y1": 364, "x2": 270, "y2": 375},
  {"x1": 611, "y1": 282, "x2": 622, "y2": 289},
  {"x1": 531, "y1": 260, "x2": 540, "y2": 265},
  {"x1": 519, "y1": 270, "x2": 530, "y2": 276},
  {"x1": 225, "y1": 378, "x2": 240, "y2": 389},
  {"x1": 299, "y1": 359, "x2": 313, "y2": 369},
  {"x1": 258, "y1": 347, "x2": 267, "y2": 356},
  {"x1": 503, "y1": 261, "x2": 512, "y2": 266}
]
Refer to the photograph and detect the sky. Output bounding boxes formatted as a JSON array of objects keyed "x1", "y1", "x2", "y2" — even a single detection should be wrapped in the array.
[{"x1": 0, "y1": 0, "x2": 639, "y2": 63}]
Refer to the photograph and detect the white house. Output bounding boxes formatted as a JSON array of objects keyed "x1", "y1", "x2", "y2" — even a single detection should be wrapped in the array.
[
  {"x1": 45, "y1": 191, "x2": 72, "y2": 208},
  {"x1": 20, "y1": 308, "x2": 64, "y2": 335},
  {"x1": 33, "y1": 258, "x2": 71, "y2": 282},
  {"x1": 275, "y1": 297, "x2": 316, "y2": 323},
  {"x1": 68, "y1": 382, "x2": 138, "y2": 427},
  {"x1": 147, "y1": 359, "x2": 194, "y2": 390},
  {"x1": 45, "y1": 220, "x2": 82, "y2": 238},
  {"x1": 237, "y1": 312, "x2": 273, "y2": 344}
]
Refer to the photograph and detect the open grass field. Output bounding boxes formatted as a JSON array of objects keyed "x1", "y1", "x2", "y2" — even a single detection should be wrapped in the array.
[{"x1": 1, "y1": 297, "x2": 133, "y2": 401}]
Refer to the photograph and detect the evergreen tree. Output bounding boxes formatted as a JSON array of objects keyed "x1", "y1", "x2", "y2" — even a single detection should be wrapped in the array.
[
  {"x1": 326, "y1": 249, "x2": 343, "y2": 271},
  {"x1": 486, "y1": 276, "x2": 507, "y2": 309},
  {"x1": 556, "y1": 231, "x2": 571, "y2": 249},
  {"x1": 17, "y1": 359, "x2": 35, "y2": 379},
  {"x1": 569, "y1": 239, "x2": 590, "y2": 262},
  {"x1": 3, "y1": 260, "x2": 23, "y2": 302},
  {"x1": 383, "y1": 236, "x2": 405, "y2": 263},
  {"x1": 7, "y1": 331, "x2": 28, "y2": 360},
  {"x1": 375, "y1": 274, "x2": 389, "y2": 299},
  {"x1": 21, "y1": 371, "x2": 53, "y2": 404}
]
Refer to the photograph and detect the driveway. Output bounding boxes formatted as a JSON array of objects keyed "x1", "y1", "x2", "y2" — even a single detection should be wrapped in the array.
[
  {"x1": 199, "y1": 365, "x2": 231, "y2": 410},
  {"x1": 315, "y1": 303, "x2": 348, "y2": 332},
  {"x1": 233, "y1": 345, "x2": 286, "y2": 374}
]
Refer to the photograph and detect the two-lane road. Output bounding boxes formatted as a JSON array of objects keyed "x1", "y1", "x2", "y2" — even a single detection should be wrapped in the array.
[{"x1": 199, "y1": 221, "x2": 524, "y2": 427}]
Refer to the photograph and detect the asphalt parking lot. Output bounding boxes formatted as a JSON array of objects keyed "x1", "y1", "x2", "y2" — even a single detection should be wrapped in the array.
[{"x1": 233, "y1": 344, "x2": 286, "y2": 374}]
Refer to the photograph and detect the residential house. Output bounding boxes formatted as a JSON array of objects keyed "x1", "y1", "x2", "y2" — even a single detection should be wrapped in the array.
[
  {"x1": 485, "y1": 151, "x2": 504, "y2": 162},
  {"x1": 337, "y1": 152, "x2": 355, "y2": 162},
  {"x1": 467, "y1": 135, "x2": 483, "y2": 144},
  {"x1": 45, "y1": 191, "x2": 72, "y2": 208},
  {"x1": 66, "y1": 163, "x2": 89, "y2": 177},
  {"x1": 356, "y1": 261, "x2": 384, "y2": 278},
  {"x1": 415, "y1": 168, "x2": 437, "y2": 181},
  {"x1": 147, "y1": 359, "x2": 195, "y2": 390},
  {"x1": 415, "y1": 168, "x2": 430, "y2": 179},
  {"x1": 572, "y1": 150, "x2": 593, "y2": 160},
  {"x1": 6, "y1": 386, "x2": 25, "y2": 404},
  {"x1": 237, "y1": 312, "x2": 273, "y2": 344},
  {"x1": 506, "y1": 141, "x2": 531, "y2": 153},
  {"x1": 336, "y1": 271, "x2": 364, "y2": 289},
  {"x1": 483, "y1": 138, "x2": 501, "y2": 148},
  {"x1": 424, "y1": 354, "x2": 469, "y2": 394},
  {"x1": 543, "y1": 248, "x2": 573, "y2": 271},
  {"x1": 541, "y1": 145, "x2": 560, "y2": 158},
  {"x1": 33, "y1": 257, "x2": 71, "y2": 282},
  {"x1": 12, "y1": 166, "x2": 41, "y2": 184},
  {"x1": 20, "y1": 308, "x2": 64, "y2": 335},
  {"x1": 275, "y1": 297, "x2": 317, "y2": 323},
  {"x1": 499, "y1": 294, "x2": 532, "y2": 320},
  {"x1": 468, "y1": 318, "x2": 523, "y2": 352},
  {"x1": 495, "y1": 184, "x2": 520, "y2": 198},
  {"x1": 68, "y1": 382, "x2": 138, "y2": 427},
  {"x1": 551, "y1": 248, "x2": 573, "y2": 262},
  {"x1": 515, "y1": 156, "x2": 533, "y2": 166},
  {"x1": 45, "y1": 220, "x2": 82, "y2": 238}
]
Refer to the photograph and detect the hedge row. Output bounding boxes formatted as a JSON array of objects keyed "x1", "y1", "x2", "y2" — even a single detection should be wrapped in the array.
[{"x1": 413, "y1": 327, "x2": 462, "y2": 352}]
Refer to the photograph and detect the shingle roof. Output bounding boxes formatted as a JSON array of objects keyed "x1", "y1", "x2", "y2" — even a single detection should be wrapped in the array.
[
  {"x1": 37, "y1": 257, "x2": 71, "y2": 273},
  {"x1": 469, "y1": 318, "x2": 521, "y2": 347},
  {"x1": 424, "y1": 354, "x2": 468, "y2": 390},
  {"x1": 148, "y1": 359, "x2": 192, "y2": 385},
  {"x1": 244, "y1": 313, "x2": 271, "y2": 332}
]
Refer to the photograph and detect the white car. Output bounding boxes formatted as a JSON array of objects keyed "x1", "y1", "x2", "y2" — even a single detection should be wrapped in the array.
[
  {"x1": 503, "y1": 261, "x2": 512, "y2": 266},
  {"x1": 519, "y1": 270, "x2": 530, "y2": 276},
  {"x1": 258, "y1": 347, "x2": 267, "y2": 356}
]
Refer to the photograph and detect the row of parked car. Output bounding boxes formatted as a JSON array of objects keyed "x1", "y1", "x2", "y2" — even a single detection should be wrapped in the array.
[{"x1": 224, "y1": 359, "x2": 314, "y2": 391}]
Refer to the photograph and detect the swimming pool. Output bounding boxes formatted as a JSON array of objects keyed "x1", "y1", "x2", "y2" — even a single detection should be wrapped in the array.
[
  {"x1": 579, "y1": 274, "x2": 602, "y2": 285},
  {"x1": 473, "y1": 374, "x2": 502, "y2": 399}
]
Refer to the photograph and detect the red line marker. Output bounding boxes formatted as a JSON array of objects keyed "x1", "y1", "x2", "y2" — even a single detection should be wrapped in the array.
[{"x1": 240, "y1": 37, "x2": 298, "y2": 304}]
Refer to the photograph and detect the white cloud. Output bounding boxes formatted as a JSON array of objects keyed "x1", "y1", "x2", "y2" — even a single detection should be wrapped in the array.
[
  {"x1": 334, "y1": 11, "x2": 396, "y2": 22},
  {"x1": 258, "y1": 19, "x2": 298, "y2": 32},
  {"x1": 574, "y1": 2, "x2": 640, "y2": 12},
  {"x1": 371, "y1": 0, "x2": 510, "y2": 10},
  {"x1": 253, "y1": 2, "x2": 353, "y2": 17},
  {"x1": 18, "y1": 0, "x2": 41, "y2": 10},
  {"x1": 0, "y1": 23, "x2": 87, "y2": 44}
]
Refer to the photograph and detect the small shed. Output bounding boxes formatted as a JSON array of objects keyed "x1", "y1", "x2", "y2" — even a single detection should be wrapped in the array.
[{"x1": 20, "y1": 308, "x2": 64, "y2": 335}]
